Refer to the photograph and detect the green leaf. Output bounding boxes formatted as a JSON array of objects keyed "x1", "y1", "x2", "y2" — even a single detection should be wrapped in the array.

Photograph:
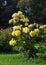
[{"x1": 34, "y1": 44, "x2": 40, "y2": 49}]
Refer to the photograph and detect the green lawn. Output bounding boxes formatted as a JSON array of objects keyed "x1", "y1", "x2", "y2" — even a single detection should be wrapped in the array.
[{"x1": 0, "y1": 53, "x2": 46, "y2": 65}]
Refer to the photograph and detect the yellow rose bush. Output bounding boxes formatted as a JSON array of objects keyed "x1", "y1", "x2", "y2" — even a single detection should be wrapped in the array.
[{"x1": 9, "y1": 11, "x2": 46, "y2": 58}]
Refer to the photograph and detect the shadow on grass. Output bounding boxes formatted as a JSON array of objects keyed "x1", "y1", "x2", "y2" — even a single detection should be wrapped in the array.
[{"x1": 0, "y1": 50, "x2": 20, "y2": 54}]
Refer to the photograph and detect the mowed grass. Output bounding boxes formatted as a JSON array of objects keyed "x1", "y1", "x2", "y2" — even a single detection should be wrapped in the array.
[{"x1": 0, "y1": 53, "x2": 46, "y2": 65}]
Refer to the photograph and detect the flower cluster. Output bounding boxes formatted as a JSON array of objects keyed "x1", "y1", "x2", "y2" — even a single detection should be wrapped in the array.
[
  {"x1": 9, "y1": 11, "x2": 29, "y2": 26},
  {"x1": 29, "y1": 29, "x2": 39, "y2": 37},
  {"x1": 9, "y1": 11, "x2": 46, "y2": 47}
]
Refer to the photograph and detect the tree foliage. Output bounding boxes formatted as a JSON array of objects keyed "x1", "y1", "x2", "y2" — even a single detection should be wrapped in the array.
[
  {"x1": 17, "y1": 0, "x2": 46, "y2": 23},
  {"x1": 0, "y1": 0, "x2": 46, "y2": 28}
]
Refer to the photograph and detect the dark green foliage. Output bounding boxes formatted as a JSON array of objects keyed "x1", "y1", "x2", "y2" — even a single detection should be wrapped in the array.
[
  {"x1": 35, "y1": 42, "x2": 46, "y2": 57},
  {"x1": 30, "y1": 0, "x2": 46, "y2": 23},
  {"x1": 22, "y1": 28, "x2": 46, "y2": 58},
  {"x1": 17, "y1": 0, "x2": 46, "y2": 23},
  {"x1": 0, "y1": 28, "x2": 12, "y2": 52}
]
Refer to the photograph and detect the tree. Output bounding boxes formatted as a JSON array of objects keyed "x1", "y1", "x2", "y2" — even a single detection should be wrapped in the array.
[
  {"x1": 30, "y1": 0, "x2": 46, "y2": 23},
  {"x1": 17, "y1": 0, "x2": 31, "y2": 17},
  {"x1": 17, "y1": 0, "x2": 46, "y2": 23}
]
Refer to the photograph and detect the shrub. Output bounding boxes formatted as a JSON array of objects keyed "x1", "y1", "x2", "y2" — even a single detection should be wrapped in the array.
[
  {"x1": 0, "y1": 28, "x2": 13, "y2": 52},
  {"x1": 9, "y1": 11, "x2": 46, "y2": 58}
]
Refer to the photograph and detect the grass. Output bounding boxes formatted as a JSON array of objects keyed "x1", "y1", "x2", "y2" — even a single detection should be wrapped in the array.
[
  {"x1": 0, "y1": 53, "x2": 46, "y2": 65},
  {"x1": 0, "y1": 27, "x2": 46, "y2": 65}
]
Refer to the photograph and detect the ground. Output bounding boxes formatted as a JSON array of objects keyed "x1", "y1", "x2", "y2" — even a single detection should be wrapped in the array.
[{"x1": 0, "y1": 53, "x2": 46, "y2": 65}]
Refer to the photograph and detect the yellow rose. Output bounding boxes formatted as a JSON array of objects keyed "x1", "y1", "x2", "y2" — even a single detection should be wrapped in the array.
[
  {"x1": 44, "y1": 24, "x2": 46, "y2": 28},
  {"x1": 29, "y1": 29, "x2": 39, "y2": 37},
  {"x1": 28, "y1": 24, "x2": 33, "y2": 28},
  {"x1": 13, "y1": 17, "x2": 19, "y2": 22},
  {"x1": 13, "y1": 26, "x2": 21, "y2": 30},
  {"x1": 20, "y1": 25, "x2": 23, "y2": 27},
  {"x1": 12, "y1": 30, "x2": 21, "y2": 36},
  {"x1": 12, "y1": 12, "x2": 19, "y2": 22},
  {"x1": 19, "y1": 15, "x2": 25, "y2": 19},
  {"x1": 25, "y1": 23, "x2": 28, "y2": 26},
  {"x1": 15, "y1": 30, "x2": 21, "y2": 36},
  {"x1": 20, "y1": 18, "x2": 29, "y2": 22},
  {"x1": 29, "y1": 31, "x2": 35, "y2": 37},
  {"x1": 39, "y1": 25, "x2": 44, "y2": 29},
  {"x1": 18, "y1": 11, "x2": 23, "y2": 15},
  {"x1": 18, "y1": 11, "x2": 25, "y2": 19},
  {"x1": 11, "y1": 31, "x2": 15, "y2": 36},
  {"x1": 34, "y1": 28, "x2": 39, "y2": 34},
  {"x1": 9, "y1": 19, "x2": 12, "y2": 24},
  {"x1": 22, "y1": 27, "x2": 29, "y2": 33},
  {"x1": 12, "y1": 13, "x2": 18, "y2": 18},
  {"x1": 9, "y1": 38, "x2": 16, "y2": 46},
  {"x1": 9, "y1": 19, "x2": 16, "y2": 24},
  {"x1": 34, "y1": 23, "x2": 39, "y2": 27}
]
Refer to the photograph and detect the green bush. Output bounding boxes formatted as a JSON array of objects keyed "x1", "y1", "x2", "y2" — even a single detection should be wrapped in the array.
[
  {"x1": 0, "y1": 28, "x2": 13, "y2": 52},
  {"x1": 9, "y1": 11, "x2": 46, "y2": 58}
]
